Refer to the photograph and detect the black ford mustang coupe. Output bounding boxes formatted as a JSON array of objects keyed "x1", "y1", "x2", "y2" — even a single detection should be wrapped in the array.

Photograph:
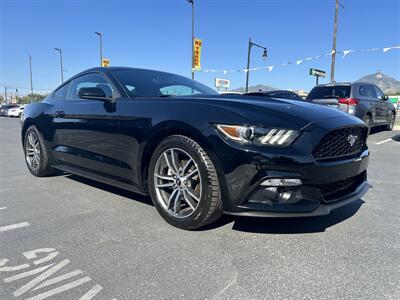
[{"x1": 21, "y1": 67, "x2": 370, "y2": 229}]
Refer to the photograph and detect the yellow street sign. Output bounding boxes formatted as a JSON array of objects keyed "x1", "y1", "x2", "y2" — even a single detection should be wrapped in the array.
[{"x1": 102, "y1": 58, "x2": 110, "y2": 67}]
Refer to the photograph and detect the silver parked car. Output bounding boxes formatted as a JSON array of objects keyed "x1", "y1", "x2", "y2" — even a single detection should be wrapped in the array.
[{"x1": 306, "y1": 82, "x2": 396, "y2": 130}]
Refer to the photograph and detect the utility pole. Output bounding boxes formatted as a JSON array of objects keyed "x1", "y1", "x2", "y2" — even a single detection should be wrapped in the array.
[
  {"x1": 95, "y1": 32, "x2": 103, "y2": 66},
  {"x1": 29, "y1": 55, "x2": 34, "y2": 102},
  {"x1": 245, "y1": 37, "x2": 268, "y2": 93},
  {"x1": 4, "y1": 86, "x2": 7, "y2": 104},
  {"x1": 187, "y1": 0, "x2": 195, "y2": 80},
  {"x1": 330, "y1": 0, "x2": 343, "y2": 82},
  {"x1": 54, "y1": 48, "x2": 64, "y2": 83}
]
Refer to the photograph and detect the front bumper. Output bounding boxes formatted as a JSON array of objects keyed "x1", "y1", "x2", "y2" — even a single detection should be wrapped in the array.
[
  {"x1": 224, "y1": 180, "x2": 369, "y2": 217},
  {"x1": 202, "y1": 117, "x2": 370, "y2": 217}
]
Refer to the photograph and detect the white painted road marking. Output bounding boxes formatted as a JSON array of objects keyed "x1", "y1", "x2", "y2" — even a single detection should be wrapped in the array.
[
  {"x1": 0, "y1": 222, "x2": 30, "y2": 232},
  {"x1": 375, "y1": 138, "x2": 393, "y2": 145},
  {"x1": 13, "y1": 259, "x2": 70, "y2": 297},
  {"x1": 79, "y1": 284, "x2": 104, "y2": 300},
  {"x1": 0, "y1": 207, "x2": 7, "y2": 210},
  {"x1": 0, "y1": 247, "x2": 109, "y2": 299},
  {"x1": 25, "y1": 276, "x2": 92, "y2": 300}
]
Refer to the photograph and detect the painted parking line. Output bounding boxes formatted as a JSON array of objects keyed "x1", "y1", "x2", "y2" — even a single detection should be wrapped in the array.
[
  {"x1": 375, "y1": 138, "x2": 393, "y2": 145},
  {"x1": 0, "y1": 222, "x2": 30, "y2": 232},
  {"x1": 374, "y1": 133, "x2": 400, "y2": 145}
]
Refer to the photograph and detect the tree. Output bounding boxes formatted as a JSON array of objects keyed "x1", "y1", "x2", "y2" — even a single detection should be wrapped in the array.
[{"x1": 18, "y1": 93, "x2": 47, "y2": 104}]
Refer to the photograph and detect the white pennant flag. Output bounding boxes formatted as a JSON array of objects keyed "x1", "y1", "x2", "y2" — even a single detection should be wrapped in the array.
[
  {"x1": 268, "y1": 66, "x2": 274, "y2": 72},
  {"x1": 343, "y1": 50, "x2": 354, "y2": 58}
]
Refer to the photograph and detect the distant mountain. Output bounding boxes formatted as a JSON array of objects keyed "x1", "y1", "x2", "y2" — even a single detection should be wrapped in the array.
[
  {"x1": 356, "y1": 72, "x2": 400, "y2": 94},
  {"x1": 230, "y1": 84, "x2": 276, "y2": 94}
]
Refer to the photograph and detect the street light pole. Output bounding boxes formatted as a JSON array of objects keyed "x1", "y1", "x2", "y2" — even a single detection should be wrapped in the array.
[
  {"x1": 54, "y1": 48, "x2": 64, "y2": 83},
  {"x1": 95, "y1": 32, "x2": 103, "y2": 66},
  {"x1": 187, "y1": 0, "x2": 194, "y2": 80},
  {"x1": 330, "y1": 0, "x2": 343, "y2": 82},
  {"x1": 29, "y1": 55, "x2": 34, "y2": 102},
  {"x1": 245, "y1": 37, "x2": 268, "y2": 93}
]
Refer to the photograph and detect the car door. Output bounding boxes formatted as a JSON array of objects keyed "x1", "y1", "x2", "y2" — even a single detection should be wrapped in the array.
[
  {"x1": 358, "y1": 84, "x2": 382, "y2": 124},
  {"x1": 49, "y1": 72, "x2": 127, "y2": 180},
  {"x1": 374, "y1": 86, "x2": 390, "y2": 123},
  {"x1": 368, "y1": 84, "x2": 386, "y2": 123}
]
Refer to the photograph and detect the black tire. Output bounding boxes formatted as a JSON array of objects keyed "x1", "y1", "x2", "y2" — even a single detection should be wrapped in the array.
[
  {"x1": 24, "y1": 125, "x2": 57, "y2": 177},
  {"x1": 363, "y1": 114, "x2": 372, "y2": 127},
  {"x1": 386, "y1": 112, "x2": 395, "y2": 131},
  {"x1": 148, "y1": 135, "x2": 223, "y2": 230}
]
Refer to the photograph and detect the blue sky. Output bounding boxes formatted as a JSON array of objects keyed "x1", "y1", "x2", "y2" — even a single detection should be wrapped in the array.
[{"x1": 1, "y1": 0, "x2": 399, "y2": 94}]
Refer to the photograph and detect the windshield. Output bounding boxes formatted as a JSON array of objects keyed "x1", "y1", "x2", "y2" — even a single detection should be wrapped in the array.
[
  {"x1": 307, "y1": 86, "x2": 351, "y2": 100},
  {"x1": 112, "y1": 69, "x2": 219, "y2": 98}
]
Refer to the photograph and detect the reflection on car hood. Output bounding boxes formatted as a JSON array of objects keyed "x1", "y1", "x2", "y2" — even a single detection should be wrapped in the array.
[{"x1": 182, "y1": 95, "x2": 358, "y2": 127}]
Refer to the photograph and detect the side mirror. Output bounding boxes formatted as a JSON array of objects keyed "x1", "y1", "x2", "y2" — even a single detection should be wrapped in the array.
[
  {"x1": 378, "y1": 95, "x2": 388, "y2": 101},
  {"x1": 78, "y1": 87, "x2": 112, "y2": 101}
]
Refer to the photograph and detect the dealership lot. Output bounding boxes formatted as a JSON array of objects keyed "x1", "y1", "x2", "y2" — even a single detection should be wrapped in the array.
[{"x1": 0, "y1": 117, "x2": 399, "y2": 299}]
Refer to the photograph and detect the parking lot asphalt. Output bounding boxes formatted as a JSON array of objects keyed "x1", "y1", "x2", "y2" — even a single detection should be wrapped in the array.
[{"x1": 0, "y1": 117, "x2": 399, "y2": 300}]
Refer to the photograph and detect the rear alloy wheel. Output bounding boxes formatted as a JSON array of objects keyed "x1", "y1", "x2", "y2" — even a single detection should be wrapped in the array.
[
  {"x1": 24, "y1": 126, "x2": 56, "y2": 177},
  {"x1": 386, "y1": 113, "x2": 395, "y2": 131},
  {"x1": 149, "y1": 135, "x2": 222, "y2": 230}
]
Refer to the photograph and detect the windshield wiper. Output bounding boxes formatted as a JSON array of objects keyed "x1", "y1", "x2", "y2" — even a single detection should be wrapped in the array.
[
  {"x1": 159, "y1": 95, "x2": 174, "y2": 97},
  {"x1": 323, "y1": 95, "x2": 340, "y2": 99}
]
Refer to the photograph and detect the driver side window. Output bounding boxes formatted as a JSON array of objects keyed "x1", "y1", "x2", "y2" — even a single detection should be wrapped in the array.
[{"x1": 67, "y1": 73, "x2": 115, "y2": 100}]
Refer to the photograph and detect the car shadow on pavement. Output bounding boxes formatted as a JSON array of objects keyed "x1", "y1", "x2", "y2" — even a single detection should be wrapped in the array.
[{"x1": 65, "y1": 174, "x2": 154, "y2": 207}]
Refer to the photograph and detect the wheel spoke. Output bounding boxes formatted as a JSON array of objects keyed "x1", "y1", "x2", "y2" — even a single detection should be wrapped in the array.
[
  {"x1": 173, "y1": 191, "x2": 181, "y2": 215},
  {"x1": 163, "y1": 152, "x2": 177, "y2": 175},
  {"x1": 182, "y1": 158, "x2": 193, "y2": 175},
  {"x1": 167, "y1": 189, "x2": 179, "y2": 209},
  {"x1": 155, "y1": 174, "x2": 174, "y2": 181},
  {"x1": 186, "y1": 168, "x2": 198, "y2": 179},
  {"x1": 155, "y1": 182, "x2": 174, "y2": 189},
  {"x1": 28, "y1": 133, "x2": 35, "y2": 147},
  {"x1": 170, "y1": 149, "x2": 181, "y2": 174},
  {"x1": 182, "y1": 189, "x2": 196, "y2": 210},
  {"x1": 186, "y1": 187, "x2": 200, "y2": 202},
  {"x1": 26, "y1": 148, "x2": 35, "y2": 155}
]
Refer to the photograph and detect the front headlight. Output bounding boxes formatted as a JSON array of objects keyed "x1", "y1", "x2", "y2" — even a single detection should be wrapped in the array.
[{"x1": 216, "y1": 124, "x2": 300, "y2": 147}]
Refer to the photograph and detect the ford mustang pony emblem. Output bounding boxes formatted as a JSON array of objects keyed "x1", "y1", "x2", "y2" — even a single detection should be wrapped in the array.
[{"x1": 347, "y1": 134, "x2": 358, "y2": 146}]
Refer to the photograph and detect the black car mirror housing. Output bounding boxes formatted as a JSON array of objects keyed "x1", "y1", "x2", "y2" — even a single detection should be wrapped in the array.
[{"x1": 78, "y1": 87, "x2": 115, "y2": 102}]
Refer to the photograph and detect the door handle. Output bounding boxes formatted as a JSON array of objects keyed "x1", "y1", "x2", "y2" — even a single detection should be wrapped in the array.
[{"x1": 55, "y1": 111, "x2": 65, "y2": 117}]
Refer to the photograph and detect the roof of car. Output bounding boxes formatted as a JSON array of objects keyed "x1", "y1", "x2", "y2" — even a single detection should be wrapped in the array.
[{"x1": 313, "y1": 82, "x2": 352, "y2": 87}]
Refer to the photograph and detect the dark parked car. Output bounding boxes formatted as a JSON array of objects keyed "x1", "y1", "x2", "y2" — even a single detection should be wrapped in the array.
[
  {"x1": 0, "y1": 104, "x2": 19, "y2": 116},
  {"x1": 245, "y1": 90, "x2": 304, "y2": 101},
  {"x1": 306, "y1": 82, "x2": 396, "y2": 130},
  {"x1": 21, "y1": 67, "x2": 370, "y2": 229}
]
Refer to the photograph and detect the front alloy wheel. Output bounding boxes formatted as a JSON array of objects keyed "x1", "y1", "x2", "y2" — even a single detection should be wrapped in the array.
[
  {"x1": 24, "y1": 126, "x2": 56, "y2": 177},
  {"x1": 149, "y1": 135, "x2": 222, "y2": 230},
  {"x1": 154, "y1": 148, "x2": 202, "y2": 218},
  {"x1": 26, "y1": 131, "x2": 41, "y2": 172}
]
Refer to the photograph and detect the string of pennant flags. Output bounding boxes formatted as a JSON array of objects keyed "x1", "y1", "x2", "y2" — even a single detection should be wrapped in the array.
[{"x1": 198, "y1": 45, "x2": 400, "y2": 74}]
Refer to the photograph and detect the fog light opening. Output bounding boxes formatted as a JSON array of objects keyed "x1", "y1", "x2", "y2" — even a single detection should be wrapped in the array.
[{"x1": 260, "y1": 178, "x2": 302, "y2": 187}]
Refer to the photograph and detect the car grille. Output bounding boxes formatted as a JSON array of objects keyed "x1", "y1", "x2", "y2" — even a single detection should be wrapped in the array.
[
  {"x1": 313, "y1": 172, "x2": 366, "y2": 203},
  {"x1": 313, "y1": 126, "x2": 368, "y2": 161}
]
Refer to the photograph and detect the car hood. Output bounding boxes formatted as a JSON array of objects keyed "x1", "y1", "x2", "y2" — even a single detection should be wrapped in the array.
[{"x1": 177, "y1": 95, "x2": 359, "y2": 129}]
